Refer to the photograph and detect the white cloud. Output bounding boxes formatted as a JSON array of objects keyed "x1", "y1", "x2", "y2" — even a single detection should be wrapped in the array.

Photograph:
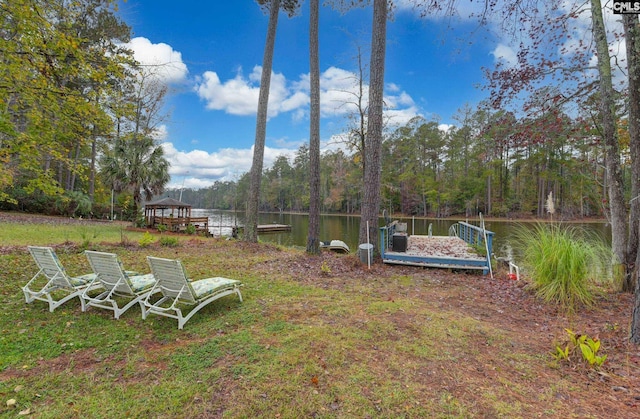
[
  {"x1": 280, "y1": 90, "x2": 309, "y2": 112},
  {"x1": 491, "y1": 44, "x2": 518, "y2": 67},
  {"x1": 318, "y1": 66, "x2": 369, "y2": 117},
  {"x1": 195, "y1": 65, "x2": 420, "y2": 125},
  {"x1": 196, "y1": 70, "x2": 260, "y2": 115},
  {"x1": 162, "y1": 141, "x2": 299, "y2": 188},
  {"x1": 151, "y1": 124, "x2": 168, "y2": 141},
  {"x1": 385, "y1": 106, "x2": 422, "y2": 128},
  {"x1": 195, "y1": 66, "x2": 304, "y2": 117},
  {"x1": 386, "y1": 91, "x2": 415, "y2": 109},
  {"x1": 387, "y1": 82, "x2": 401, "y2": 93},
  {"x1": 125, "y1": 37, "x2": 188, "y2": 84},
  {"x1": 316, "y1": 66, "x2": 420, "y2": 124}
]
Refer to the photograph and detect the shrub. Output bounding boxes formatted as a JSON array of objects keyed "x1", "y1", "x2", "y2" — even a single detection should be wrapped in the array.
[
  {"x1": 134, "y1": 213, "x2": 147, "y2": 228},
  {"x1": 513, "y1": 223, "x2": 612, "y2": 313},
  {"x1": 159, "y1": 236, "x2": 179, "y2": 247},
  {"x1": 139, "y1": 232, "x2": 155, "y2": 248},
  {"x1": 79, "y1": 227, "x2": 98, "y2": 250}
]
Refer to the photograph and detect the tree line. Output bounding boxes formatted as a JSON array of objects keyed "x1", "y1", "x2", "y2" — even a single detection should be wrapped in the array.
[{"x1": 171, "y1": 104, "x2": 613, "y2": 221}]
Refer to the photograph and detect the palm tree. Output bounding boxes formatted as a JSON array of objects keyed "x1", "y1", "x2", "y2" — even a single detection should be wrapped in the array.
[{"x1": 100, "y1": 135, "x2": 170, "y2": 218}]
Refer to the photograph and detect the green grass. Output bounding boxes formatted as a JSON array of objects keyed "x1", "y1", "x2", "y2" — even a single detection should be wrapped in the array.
[
  {"x1": 0, "y1": 215, "x2": 631, "y2": 417},
  {"x1": 0, "y1": 222, "x2": 147, "y2": 247}
]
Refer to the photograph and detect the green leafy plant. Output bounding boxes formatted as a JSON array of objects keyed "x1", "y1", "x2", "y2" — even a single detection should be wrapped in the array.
[
  {"x1": 320, "y1": 260, "x2": 331, "y2": 276},
  {"x1": 156, "y1": 224, "x2": 167, "y2": 234},
  {"x1": 554, "y1": 329, "x2": 607, "y2": 368},
  {"x1": 79, "y1": 227, "x2": 98, "y2": 250},
  {"x1": 120, "y1": 228, "x2": 132, "y2": 247},
  {"x1": 185, "y1": 224, "x2": 196, "y2": 235},
  {"x1": 513, "y1": 223, "x2": 613, "y2": 313},
  {"x1": 134, "y1": 213, "x2": 147, "y2": 228},
  {"x1": 54, "y1": 191, "x2": 92, "y2": 218},
  {"x1": 159, "y1": 236, "x2": 179, "y2": 247},
  {"x1": 138, "y1": 232, "x2": 155, "y2": 248},
  {"x1": 471, "y1": 242, "x2": 487, "y2": 257}
]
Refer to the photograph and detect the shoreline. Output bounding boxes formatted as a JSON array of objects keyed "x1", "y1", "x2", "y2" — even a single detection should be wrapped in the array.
[
  {"x1": 212, "y1": 209, "x2": 608, "y2": 224},
  {"x1": 0, "y1": 209, "x2": 609, "y2": 226}
]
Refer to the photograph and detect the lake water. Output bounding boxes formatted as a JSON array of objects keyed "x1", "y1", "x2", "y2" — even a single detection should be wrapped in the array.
[{"x1": 192, "y1": 209, "x2": 612, "y2": 259}]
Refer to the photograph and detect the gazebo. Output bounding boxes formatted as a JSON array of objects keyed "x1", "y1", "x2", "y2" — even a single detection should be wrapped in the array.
[{"x1": 144, "y1": 197, "x2": 192, "y2": 229}]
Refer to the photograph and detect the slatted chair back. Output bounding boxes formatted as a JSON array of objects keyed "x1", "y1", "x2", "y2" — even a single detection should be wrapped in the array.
[
  {"x1": 24, "y1": 246, "x2": 97, "y2": 312},
  {"x1": 28, "y1": 246, "x2": 74, "y2": 289},
  {"x1": 84, "y1": 251, "x2": 136, "y2": 295},
  {"x1": 147, "y1": 257, "x2": 197, "y2": 304}
]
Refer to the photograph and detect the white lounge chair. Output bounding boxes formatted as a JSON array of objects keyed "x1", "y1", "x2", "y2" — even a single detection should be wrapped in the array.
[
  {"x1": 83, "y1": 250, "x2": 156, "y2": 319},
  {"x1": 23, "y1": 246, "x2": 100, "y2": 312},
  {"x1": 144, "y1": 256, "x2": 243, "y2": 329}
]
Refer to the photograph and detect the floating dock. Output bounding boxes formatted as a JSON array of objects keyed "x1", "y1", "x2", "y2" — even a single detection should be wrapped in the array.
[
  {"x1": 257, "y1": 224, "x2": 292, "y2": 233},
  {"x1": 380, "y1": 221, "x2": 494, "y2": 274},
  {"x1": 232, "y1": 224, "x2": 292, "y2": 236}
]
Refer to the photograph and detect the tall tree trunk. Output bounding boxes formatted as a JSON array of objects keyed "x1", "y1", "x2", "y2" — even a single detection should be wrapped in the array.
[
  {"x1": 359, "y1": 0, "x2": 387, "y2": 250},
  {"x1": 357, "y1": 48, "x2": 367, "y2": 179},
  {"x1": 307, "y1": 0, "x2": 321, "y2": 254},
  {"x1": 625, "y1": 15, "x2": 640, "y2": 293},
  {"x1": 590, "y1": 0, "x2": 629, "y2": 287},
  {"x1": 245, "y1": 0, "x2": 281, "y2": 242},
  {"x1": 623, "y1": 15, "x2": 640, "y2": 343},
  {"x1": 69, "y1": 141, "x2": 81, "y2": 191},
  {"x1": 486, "y1": 174, "x2": 491, "y2": 216},
  {"x1": 89, "y1": 134, "x2": 97, "y2": 200}
]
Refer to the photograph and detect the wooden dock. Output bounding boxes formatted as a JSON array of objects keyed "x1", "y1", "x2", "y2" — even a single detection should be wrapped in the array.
[
  {"x1": 232, "y1": 224, "x2": 292, "y2": 237},
  {"x1": 380, "y1": 221, "x2": 494, "y2": 274},
  {"x1": 257, "y1": 224, "x2": 291, "y2": 233},
  {"x1": 149, "y1": 216, "x2": 210, "y2": 233}
]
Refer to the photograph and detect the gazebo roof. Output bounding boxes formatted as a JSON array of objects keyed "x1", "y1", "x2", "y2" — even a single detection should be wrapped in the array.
[{"x1": 145, "y1": 197, "x2": 191, "y2": 208}]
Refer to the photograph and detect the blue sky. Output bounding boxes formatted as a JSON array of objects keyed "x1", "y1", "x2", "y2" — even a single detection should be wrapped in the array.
[{"x1": 115, "y1": 1, "x2": 516, "y2": 189}]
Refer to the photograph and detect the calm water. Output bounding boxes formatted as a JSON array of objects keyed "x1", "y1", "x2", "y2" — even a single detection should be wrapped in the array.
[{"x1": 192, "y1": 209, "x2": 612, "y2": 258}]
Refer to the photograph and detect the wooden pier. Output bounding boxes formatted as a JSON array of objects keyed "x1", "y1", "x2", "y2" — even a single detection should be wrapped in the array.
[
  {"x1": 230, "y1": 224, "x2": 292, "y2": 238},
  {"x1": 257, "y1": 224, "x2": 292, "y2": 233},
  {"x1": 151, "y1": 216, "x2": 210, "y2": 233}
]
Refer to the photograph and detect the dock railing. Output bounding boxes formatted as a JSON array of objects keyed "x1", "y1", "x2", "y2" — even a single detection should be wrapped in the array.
[
  {"x1": 379, "y1": 221, "x2": 399, "y2": 255},
  {"x1": 455, "y1": 221, "x2": 494, "y2": 270},
  {"x1": 150, "y1": 216, "x2": 210, "y2": 233}
]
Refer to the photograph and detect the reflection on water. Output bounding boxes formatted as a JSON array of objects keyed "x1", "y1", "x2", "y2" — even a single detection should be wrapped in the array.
[{"x1": 191, "y1": 209, "x2": 612, "y2": 258}]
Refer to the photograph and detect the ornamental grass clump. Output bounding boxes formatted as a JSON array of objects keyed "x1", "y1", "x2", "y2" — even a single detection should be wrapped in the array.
[{"x1": 514, "y1": 223, "x2": 613, "y2": 313}]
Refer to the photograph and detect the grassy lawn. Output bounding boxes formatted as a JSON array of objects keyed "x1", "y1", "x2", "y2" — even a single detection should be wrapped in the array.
[{"x1": 0, "y1": 213, "x2": 638, "y2": 417}]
